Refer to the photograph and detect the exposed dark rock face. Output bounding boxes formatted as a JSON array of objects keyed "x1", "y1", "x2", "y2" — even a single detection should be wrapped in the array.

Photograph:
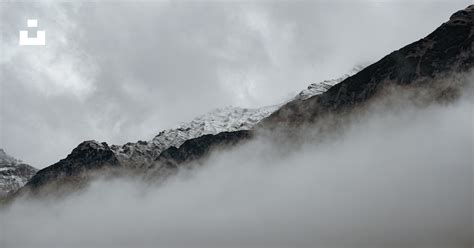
[
  {"x1": 24, "y1": 141, "x2": 120, "y2": 191},
  {"x1": 262, "y1": 5, "x2": 473, "y2": 126},
  {"x1": 17, "y1": 131, "x2": 252, "y2": 196},
  {"x1": 156, "y1": 130, "x2": 253, "y2": 167},
  {"x1": 153, "y1": 130, "x2": 252, "y2": 170},
  {"x1": 140, "y1": 130, "x2": 253, "y2": 181}
]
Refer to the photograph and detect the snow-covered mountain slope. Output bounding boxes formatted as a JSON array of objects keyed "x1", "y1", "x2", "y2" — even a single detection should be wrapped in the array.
[
  {"x1": 296, "y1": 66, "x2": 364, "y2": 100},
  {"x1": 111, "y1": 69, "x2": 365, "y2": 165},
  {"x1": 151, "y1": 105, "x2": 279, "y2": 148},
  {"x1": 111, "y1": 105, "x2": 280, "y2": 166},
  {"x1": 0, "y1": 149, "x2": 37, "y2": 197},
  {"x1": 21, "y1": 78, "x2": 346, "y2": 192}
]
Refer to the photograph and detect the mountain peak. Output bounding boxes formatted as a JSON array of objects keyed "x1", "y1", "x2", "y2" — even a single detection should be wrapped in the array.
[
  {"x1": 448, "y1": 4, "x2": 474, "y2": 25},
  {"x1": 75, "y1": 140, "x2": 109, "y2": 151}
]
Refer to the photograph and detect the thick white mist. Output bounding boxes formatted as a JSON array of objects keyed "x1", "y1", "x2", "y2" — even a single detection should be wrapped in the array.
[{"x1": 1, "y1": 89, "x2": 472, "y2": 248}]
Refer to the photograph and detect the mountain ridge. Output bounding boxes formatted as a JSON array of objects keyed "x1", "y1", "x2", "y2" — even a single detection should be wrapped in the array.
[
  {"x1": 7, "y1": 4, "x2": 474, "y2": 200},
  {"x1": 261, "y1": 4, "x2": 473, "y2": 126},
  {"x1": 15, "y1": 67, "x2": 352, "y2": 195}
]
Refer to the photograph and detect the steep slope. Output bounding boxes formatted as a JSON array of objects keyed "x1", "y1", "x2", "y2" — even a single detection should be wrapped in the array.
[
  {"x1": 0, "y1": 149, "x2": 37, "y2": 197},
  {"x1": 24, "y1": 141, "x2": 120, "y2": 192},
  {"x1": 296, "y1": 66, "x2": 364, "y2": 100},
  {"x1": 146, "y1": 130, "x2": 253, "y2": 180},
  {"x1": 17, "y1": 70, "x2": 357, "y2": 193},
  {"x1": 263, "y1": 5, "x2": 473, "y2": 126},
  {"x1": 110, "y1": 72, "x2": 357, "y2": 168},
  {"x1": 15, "y1": 58, "x2": 362, "y2": 196},
  {"x1": 154, "y1": 4, "x2": 474, "y2": 170},
  {"x1": 110, "y1": 105, "x2": 278, "y2": 168},
  {"x1": 13, "y1": 5, "x2": 474, "y2": 198},
  {"x1": 20, "y1": 106, "x2": 276, "y2": 192}
]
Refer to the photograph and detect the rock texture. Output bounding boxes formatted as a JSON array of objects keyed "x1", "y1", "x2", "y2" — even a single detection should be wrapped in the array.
[
  {"x1": 0, "y1": 149, "x2": 37, "y2": 197},
  {"x1": 296, "y1": 66, "x2": 364, "y2": 100},
  {"x1": 24, "y1": 141, "x2": 120, "y2": 191},
  {"x1": 110, "y1": 105, "x2": 278, "y2": 168},
  {"x1": 147, "y1": 130, "x2": 253, "y2": 180},
  {"x1": 17, "y1": 106, "x2": 275, "y2": 195},
  {"x1": 155, "y1": 131, "x2": 252, "y2": 167}
]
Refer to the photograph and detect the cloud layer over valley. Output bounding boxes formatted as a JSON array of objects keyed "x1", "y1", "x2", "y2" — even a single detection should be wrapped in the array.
[{"x1": 1, "y1": 75, "x2": 472, "y2": 248}]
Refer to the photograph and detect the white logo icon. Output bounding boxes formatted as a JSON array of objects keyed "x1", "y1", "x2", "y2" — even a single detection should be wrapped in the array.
[{"x1": 19, "y1": 19, "x2": 45, "y2": 46}]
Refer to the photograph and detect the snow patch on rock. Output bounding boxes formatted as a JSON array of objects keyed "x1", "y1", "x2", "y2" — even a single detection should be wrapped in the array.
[
  {"x1": 111, "y1": 105, "x2": 280, "y2": 166},
  {"x1": 296, "y1": 66, "x2": 364, "y2": 100},
  {"x1": 0, "y1": 149, "x2": 37, "y2": 196}
]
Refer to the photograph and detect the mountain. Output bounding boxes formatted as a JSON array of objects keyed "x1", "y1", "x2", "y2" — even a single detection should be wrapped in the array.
[
  {"x1": 18, "y1": 78, "x2": 341, "y2": 194},
  {"x1": 147, "y1": 130, "x2": 253, "y2": 180},
  {"x1": 17, "y1": 106, "x2": 277, "y2": 194},
  {"x1": 110, "y1": 105, "x2": 279, "y2": 168},
  {"x1": 263, "y1": 5, "x2": 473, "y2": 126},
  {"x1": 0, "y1": 149, "x2": 37, "y2": 197},
  {"x1": 10, "y1": 5, "x2": 474, "y2": 199},
  {"x1": 295, "y1": 66, "x2": 364, "y2": 100}
]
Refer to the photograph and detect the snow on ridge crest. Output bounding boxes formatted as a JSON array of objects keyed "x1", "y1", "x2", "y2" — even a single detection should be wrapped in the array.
[
  {"x1": 111, "y1": 67, "x2": 365, "y2": 163},
  {"x1": 297, "y1": 66, "x2": 364, "y2": 100},
  {"x1": 111, "y1": 105, "x2": 280, "y2": 162}
]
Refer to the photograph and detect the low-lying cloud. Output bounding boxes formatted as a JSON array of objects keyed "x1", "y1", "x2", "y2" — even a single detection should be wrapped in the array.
[{"x1": 1, "y1": 83, "x2": 473, "y2": 248}]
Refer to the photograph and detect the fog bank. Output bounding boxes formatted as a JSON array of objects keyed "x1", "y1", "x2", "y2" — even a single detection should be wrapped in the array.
[{"x1": 1, "y1": 87, "x2": 473, "y2": 248}]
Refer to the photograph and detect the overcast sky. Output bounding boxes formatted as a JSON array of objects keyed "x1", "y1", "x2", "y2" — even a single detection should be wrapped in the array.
[{"x1": 0, "y1": 0, "x2": 471, "y2": 168}]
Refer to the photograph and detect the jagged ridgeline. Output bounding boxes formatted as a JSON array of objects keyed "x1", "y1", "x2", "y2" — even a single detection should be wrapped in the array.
[
  {"x1": 7, "y1": 5, "x2": 474, "y2": 200},
  {"x1": 0, "y1": 149, "x2": 37, "y2": 197}
]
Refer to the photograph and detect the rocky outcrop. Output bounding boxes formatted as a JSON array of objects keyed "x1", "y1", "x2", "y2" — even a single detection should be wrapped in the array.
[
  {"x1": 18, "y1": 131, "x2": 252, "y2": 196},
  {"x1": 110, "y1": 106, "x2": 278, "y2": 169},
  {"x1": 0, "y1": 149, "x2": 37, "y2": 197},
  {"x1": 23, "y1": 141, "x2": 120, "y2": 192},
  {"x1": 155, "y1": 130, "x2": 252, "y2": 168},
  {"x1": 296, "y1": 66, "x2": 364, "y2": 100}
]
